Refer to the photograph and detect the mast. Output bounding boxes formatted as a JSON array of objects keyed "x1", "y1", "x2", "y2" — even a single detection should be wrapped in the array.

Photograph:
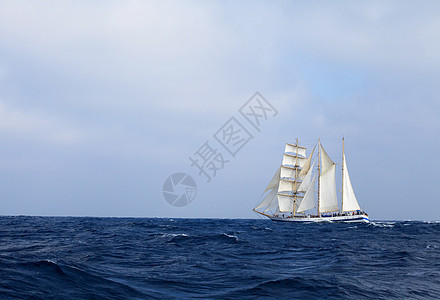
[
  {"x1": 341, "y1": 140, "x2": 361, "y2": 212},
  {"x1": 293, "y1": 138, "x2": 298, "y2": 216},
  {"x1": 341, "y1": 137, "x2": 344, "y2": 213},
  {"x1": 317, "y1": 139, "x2": 321, "y2": 215}
]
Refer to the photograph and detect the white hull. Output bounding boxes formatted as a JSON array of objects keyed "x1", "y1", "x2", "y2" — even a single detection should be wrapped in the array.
[{"x1": 269, "y1": 213, "x2": 369, "y2": 223}]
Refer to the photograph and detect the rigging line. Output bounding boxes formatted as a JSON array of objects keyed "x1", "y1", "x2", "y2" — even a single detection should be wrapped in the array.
[
  {"x1": 253, "y1": 210, "x2": 266, "y2": 219},
  {"x1": 263, "y1": 193, "x2": 277, "y2": 215}
]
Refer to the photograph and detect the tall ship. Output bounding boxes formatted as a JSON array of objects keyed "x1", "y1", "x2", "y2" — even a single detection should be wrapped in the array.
[{"x1": 253, "y1": 138, "x2": 369, "y2": 223}]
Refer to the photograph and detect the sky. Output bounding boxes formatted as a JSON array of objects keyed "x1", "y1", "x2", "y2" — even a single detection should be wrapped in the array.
[{"x1": 0, "y1": 0, "x2": 439, "y2": 220}]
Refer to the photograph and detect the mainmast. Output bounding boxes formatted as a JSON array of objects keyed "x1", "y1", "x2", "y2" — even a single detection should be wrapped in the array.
[
  {"x1": 341, "y1": 137, "x2": 345, "y2": 213},
  {"x1": 317, "y1": 139, "x2": 321, "y2": 215}
]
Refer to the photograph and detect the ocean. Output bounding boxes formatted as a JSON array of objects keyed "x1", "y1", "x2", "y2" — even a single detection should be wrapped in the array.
[{"x1": 0, "y1": 217, "x2": 439, "y2": 299}]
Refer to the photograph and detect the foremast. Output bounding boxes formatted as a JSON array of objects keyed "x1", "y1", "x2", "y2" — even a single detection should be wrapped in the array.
[
  {"x1": 253, "y1": 139, "x2": 308, "y2": 217},
  {"x1": 277, "y1": 140, "x2": 306, "y2": 215}
]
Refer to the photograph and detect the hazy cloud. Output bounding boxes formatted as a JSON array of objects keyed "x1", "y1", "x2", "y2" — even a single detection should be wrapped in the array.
[{"x1": 0, "y1": 0, "x2": 439, "y2": 219}]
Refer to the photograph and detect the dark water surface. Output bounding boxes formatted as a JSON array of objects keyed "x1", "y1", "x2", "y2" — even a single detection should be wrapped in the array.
[{"x1": 0, "y1": 217, "x2": 439, "y2": 299}]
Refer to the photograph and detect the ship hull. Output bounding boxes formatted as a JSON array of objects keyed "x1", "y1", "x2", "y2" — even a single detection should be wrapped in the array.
[{"x1": 269, "y1": 214, "x2": 369, "y2": 223}]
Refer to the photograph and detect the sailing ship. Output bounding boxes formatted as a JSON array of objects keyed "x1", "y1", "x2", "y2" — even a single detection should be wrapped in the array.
[{"x1": 253, "y1": 138, "x2": 369, "y2": 223}]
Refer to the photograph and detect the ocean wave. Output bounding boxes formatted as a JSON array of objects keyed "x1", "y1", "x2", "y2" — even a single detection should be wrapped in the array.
[
  {"x1": 3, "y1": 259, "x2": 149, "y2": 299},
  {"x1": 221, "y1": 233, "x2": 239, "y2": 242},
  {"x1": 219, "y1": 277, "x2": 363, "y2": 299},
  {"x1": 161, "y1": 233, "x2": 189, "y2": 238},
  {"x1": 2, "y1": 217, "x2": 440, "y2": 299},
  {"x1": 162, "y1": 232, "x2": 239, "y2": 245},
  {"x1": 369, "y1": 221, "x2": 395, "y2": 228},
  {"x1": 426, "y1": 244, "x2": 438, "y2": 249}
]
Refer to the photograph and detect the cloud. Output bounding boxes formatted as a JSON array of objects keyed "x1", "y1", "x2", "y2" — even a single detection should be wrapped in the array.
[
  {"x1": 0, "y1": 1, "x2": 439, "y2": 218},
  {"x1": 0, "y1": 100, "x2": 82, "y2": 145}
]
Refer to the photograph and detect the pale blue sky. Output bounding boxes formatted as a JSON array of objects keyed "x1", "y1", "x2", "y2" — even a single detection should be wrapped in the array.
[{"x1": 0, "y1": 1, "x2": 439, "y2": 220}]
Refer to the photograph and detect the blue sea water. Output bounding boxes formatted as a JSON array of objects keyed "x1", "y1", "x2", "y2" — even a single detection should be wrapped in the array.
[{"x1": 0, "y1": 217, "x2": 439, "y2": 299}]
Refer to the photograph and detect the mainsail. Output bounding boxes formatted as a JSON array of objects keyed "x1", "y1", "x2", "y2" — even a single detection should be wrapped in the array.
[
  {"x1": 319, "y1": 143, "x2": 339, "y2": 213},
  {"x1": 342, "y1": 154, "x2": 361, "y2": 211},
  {"x1": 296, "y1": 173, "x2": 316, "y2": 213},
  {"x1": 298, "y1": 161, "x2": 315, "y2": 193},
  {"x1": 299, "y1": 146, "x2": 315, "y2": 179}
]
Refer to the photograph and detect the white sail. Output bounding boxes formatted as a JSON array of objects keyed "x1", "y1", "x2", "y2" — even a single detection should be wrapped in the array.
[
  {"x1": 264, "y1": 193, "x2": 279, "y2": 213},
  {"x1": 320, "y1": 143, "x2": 334, "y2": 172},
  {"x1": 298, "y1": 161, "x2": 315, "y2": 192},
  {"x1": 278, "y1": 194, "x2": 294, "y2": 212},
  {"x1": 282, "y1": 154, "x2": 306, "y2": 168},
  {"x1": 274, "y1": 205, "x2": 281, "y2": 215},
  {"x1": 280, "y1": 166, "x2": 295, "y2": 179},
  {"x1": 253, "y1": 138, "x2": 369, "y2": 222},
  {"x1": 319, "y1": 163, "x2": 339, "y2": 212},
  {"x1": 263, "y1": 166, "x2": 281, "y2": 193},
  {"x1": 342, "y1": 154, "x2": 361, "y2": 212},
  {"x1": 278, "y1": 179, "x2": 301, "y2": 193},
  {"x1": 299, "y1": 145, "x2": 315, "y2": 178},
  {"x1": 284, "y1": 143, "x2": 306, "y2": 157},
  {"x1": 296, "y1": 173, "x2": 316, "y2": 213},
  {"x1": 255, "y1": 187, "x2": 278, "y2": 211}
]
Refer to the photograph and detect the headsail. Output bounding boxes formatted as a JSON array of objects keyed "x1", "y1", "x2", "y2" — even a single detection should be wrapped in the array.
[
  {"x1": 255, "y1": 166, "x2": 282, "y2": 216},
  {"x1": 263, "y1": 166, "x2": 281, "y2": 193},
  {"x1": 342, "y1": 154, "x2": 361, "y2": 211},
  {"x1": 255, "y1": 187, "x2": 278, "y2": 211}
]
